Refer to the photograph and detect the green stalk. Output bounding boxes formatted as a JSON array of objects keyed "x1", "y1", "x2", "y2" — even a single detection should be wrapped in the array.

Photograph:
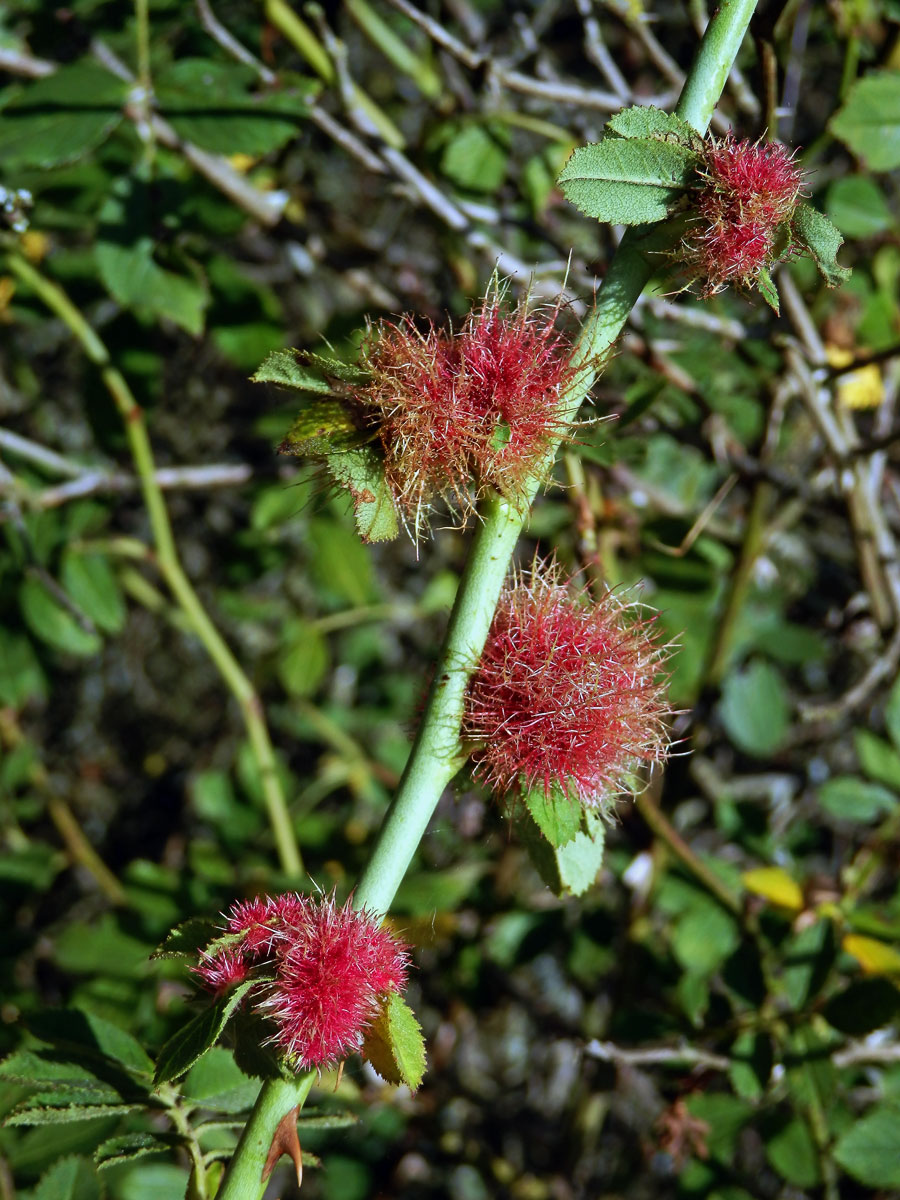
[
  {"x1": 6, "y1": 255, "x2": 304, "y2": 880},
  {"x1": 264, "y1": 0, "x2": 406, "y2": 148},
  {"x1": 210, "y1": 0, "x2": 760, "y2": 1189},
  {"x1": 216, "y1": 1074, "x2": 314, "y2": 1200},
  {"x1": 344, "y1": 0, "x2": 442, "y2": 100}
]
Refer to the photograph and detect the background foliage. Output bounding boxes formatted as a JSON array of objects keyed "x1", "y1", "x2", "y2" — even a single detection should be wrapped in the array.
[{"x1": 1, "y1": 0, "x2": 900, "y2": 1197}]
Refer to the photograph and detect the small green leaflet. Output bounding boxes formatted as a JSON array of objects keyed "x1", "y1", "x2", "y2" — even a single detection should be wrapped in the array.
[
  {"x1": 324, "y1": 444, "x2": 400, "y2": 543},
  {"x1": 557, "y1": 137, "x2": 698, "y2": 225},
  {"x1": 95, "y1": 1132, "x2": 184, "y2": 1171},
  {"x1": 606, "y1": 105, "x2": 699, "y2": 147},
  {"x1": 153, "y1": 979, "x2": 256, "y2": 1085},
  {"x1": 791, "y1": 203, "x2": 851, "y2": 288},
  {"x1": 520, "y1": 804, "x2": 607, "y2": 897},
  {"x1": 252, "y1": 349, "x2": 334, "y2": 394},
  {"x1": 151, "y1": 917, "x2": 220, "y2": 961},
  {"x1": 280, "y1": 398, "x2": 360, "y2": 457},
  {"x1": 522, "y1": 783, "x2": 581, "y2": 848},
  {"x1": 756, "y1": 268, "x2": 780, "y2": 314},
  {"x1": 361, "y1": 993, "x2": 426, "y2": 1090},
  {"x1": 5, "y1": 1102, "x2": 145, "y2": 1126}
]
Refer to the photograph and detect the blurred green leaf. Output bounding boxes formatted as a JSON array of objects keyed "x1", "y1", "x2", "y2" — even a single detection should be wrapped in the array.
[
  {"x1": 95, "y1": 178, "x2": 208, "y2": 335},
  {"x1": 765, "y1": 1115, "x2": 820, "y2": 1187},
  {"x1": 719, "y1": 660, "x2": 790, "y2": 757},
  {"x1": 277, "y1": 620, "x2": 329, "y2": 697},
  {"x1": 19, "y1": 577, "x2": 102, "y2": 657},
  {"x1": 0, "y1": 63, "x2": 124, "y2": 167},
  {"x1": 0, "y1": 628, "x2": 46, "y2": 707},
  {"x1": 33, "y1": 1155, "x2": 100, "y2": 1200},
  {"x1": 830, "y1": 70, "x2": 900, "y2": 170},
  {"x1": 60, "y1": 552, "x2": 125, "y2": 635},
  {"x1": 439, "y1": 121, "x2": 509, "y2": 192},
  {"x1": 826, "y1": 175, "x2": 893, "y2": 237},
  {"x1": 823, "y1": 978, "x2": 900, "y2": 1035},
  {"x1": 834, "y1": 1102, "x2": 900, "y2": 1186},
  {"x1": 817, "y1": 775, "x2": 897, "y2": 823},
  {"x1": 155, "y1": 60, "x2": 311, "y2": 155},
  {"x1": 854, "y1": 728, "x2": 900, "y2": 789}
]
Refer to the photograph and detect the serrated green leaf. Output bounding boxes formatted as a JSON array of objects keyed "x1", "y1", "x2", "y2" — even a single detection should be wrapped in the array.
[
  {"x1": 27, "y1": 1008, "x2": 155, "y2": 1077},
  {"x1": 324, "y1": 444, "x2": 400, "y2": 543},
  {"x1": 756, "y1": 268, "x2": 779, "y2": 313},
  {"x1": 20, "y1": 576, "x2": 102, "y2": 657},
  {"x1": 96, "y1": 1131, "x2": 183, "y2": 1170},
  {"x1": 279, "y1": 398, "x2": 360, "y2": 458},
  {"x1": 252, "y1": 349, "x2": 334, "y2": 393},
  {"x1": 0, "y1": 1049, "x2": 118, "y2": 1097},
  {"x1": 606, "y1": 105, "x2": 699, "y2": 147},
  {"x1": 557, "y1": 137, "x2": 697, "y2": 224},
  {"x1": 300, "y1": 351, "x2": 370, "y2": 383},
  {"x1": 834, "y1": 1102, "x2": 900, "y2": 1186},
  {"x1": 521, "y1": 783, "x2": 581, "y2": 848},
  {"x1": 792, "y1": 203, "x2": 851, "y2": 288},
  {"x1": 5, "y1": 1101, "x2": 143, "y2": 1125},
  {"x1": 33, "y1": 1155, "x2": 101, "y2": 1200},
  {"x1": 151, "y1": 917, "x2": 220, "y2": 961},
  {"x1": 60, "y1": 552, "x2": 126, "y2": 635},
  {"x1": 361, "y1": 993, "x2": 426, "y2": 1090},
  {"x1": 155, "y1": 59, "x2": 312, "y2": 156},
  {"x1": 830, "y1": 70, "x2": 900, "y2": 171},
  {"x1": 0, "y1": 63, "x2": 125, "y2": 167},
  {"x1": 153, "y1": 980, "x2": 256, "y2": 1085},
  {"x1": 554, "y1": 810, "x2": 607, "y2": 897},
  {"x1": 297, "y1": 1110, "x2": 359, "y2": 1130}
]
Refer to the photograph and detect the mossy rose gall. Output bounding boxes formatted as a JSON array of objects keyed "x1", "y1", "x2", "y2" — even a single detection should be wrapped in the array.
[
  {"x1": 192, "y1": 893, "x2": 410, "y2": 1072},
  {"x1": 463, "y1": 564, "x2": 671, "y2": 810},
  {"x1": 354, "y1": 293, "x2": 576, "y2": 535}
]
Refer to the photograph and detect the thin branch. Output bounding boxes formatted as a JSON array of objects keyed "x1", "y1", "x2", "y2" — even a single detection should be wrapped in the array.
[
  {"x1": 195, "y1": 0, "x2": 277, "y2": 83},
  {"x1": 0, "y1": 45, "x2": 54, "y2": 77},
  {"x1": 585, "y1": 1040, "x2": 731, "y2": 1071}
]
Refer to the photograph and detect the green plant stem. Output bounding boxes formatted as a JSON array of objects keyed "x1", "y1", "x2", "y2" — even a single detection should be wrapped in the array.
[
  {"x1": 6, "y1": 254, "x2": 304, "y2": 880},
  {"x1": 344, "y1": 0, "x2": 442, "y2": 99},
  {"x1": 263, "y1": 0, "x2": 405, "y2": 148},
  {"x1": 216, "y1": 0, "x2": 759, "y2": 1186},
  {"x1": 703, "y1": 479, "x2": 773, "y2": 687},
  {"x1": 216, "y1": 1074, "x2": 314, "y2": 1200}
]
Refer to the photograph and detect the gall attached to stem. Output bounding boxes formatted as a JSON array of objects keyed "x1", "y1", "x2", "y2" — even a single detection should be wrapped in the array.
[
  {"x1": 686, "y1": 134, "x2": 805, "y2": 294},
  {"x1": 354, "y1": 291, "x2": 576, "y2": 534},
  {"x1": 192, "y1": 893, "x2": 410, "y2": 1072},
  {"x1": 463, "y1": 563, "x2": 671, "y2": 810}
]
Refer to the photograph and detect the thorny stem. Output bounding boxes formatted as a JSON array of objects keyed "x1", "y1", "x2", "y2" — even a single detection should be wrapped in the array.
[
  {"x1": 5, "y1": 254, "x2": 304, "y2": 880},
  {"x1": 219, "y1": 1, "x2": 761, "y2": 1192}
]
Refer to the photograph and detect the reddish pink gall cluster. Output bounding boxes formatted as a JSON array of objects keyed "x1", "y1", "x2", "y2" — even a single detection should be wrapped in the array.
[
  {"x1": 191, "y1": 893, "x2": 409, "y2": 1071},
  {"x1": 463, "y1": 565, "x2": 670, "y2": 808},
  {"x1": 688, "y1": 135, "x2": 804, "y2": 293},
  {"x1": 356, "y1": 296, "x2": 574, "y2": 534}
]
